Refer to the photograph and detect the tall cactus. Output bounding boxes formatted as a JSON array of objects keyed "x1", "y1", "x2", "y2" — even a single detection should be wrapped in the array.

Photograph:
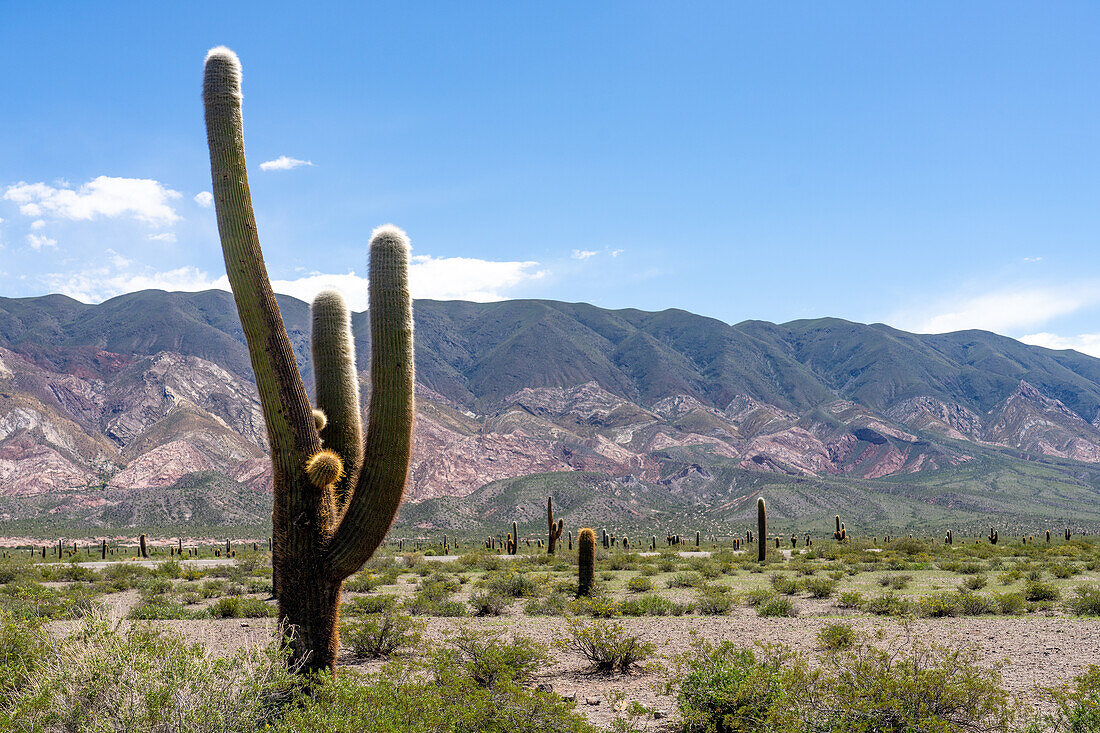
[
  {"x1": 547, "y1": 497, "x2": 564, "y2": 554},
  {"x1": 202, "y1": 47, "x2": 414, "y2": 673},
  {"x1": 757, "y1": 497, "x2": 767, "y2": 562},
  {"x1": 577, "y1": 527, "x2": 596, "y2": 597}
]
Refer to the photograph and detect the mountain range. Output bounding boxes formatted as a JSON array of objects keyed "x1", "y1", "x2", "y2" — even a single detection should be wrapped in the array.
[{"x1": 4, "y1": 289, "x2": 1100, "y2": 535}]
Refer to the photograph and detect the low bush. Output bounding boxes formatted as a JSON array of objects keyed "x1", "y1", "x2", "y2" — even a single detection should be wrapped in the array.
[
  {"x1": 469, "y1": 590, "x2": 510, "y2": 617},
  {"x1": 209, "y1": 596, "x2": 277, "y2": 619},
  {"x1": 448, "y1": 628, "x2": 551, "y2": 688},
  {"x1": 1065, "y1": 584, "x2": 1100, "y2": 616},
  {"x1": 1024, "y1": 579, "x2": 1061, "y2": 602},
  {"x1": 620, "y1": 594, "x2": 689, "y2": 617},
  {"x1": 564, "y1": 618, "x2": 653, "y2": 674},
  {"x1": 865, "y1": 593, "x2": 913, "y2": 617},
  {"x1": 816, "y1": 622, "x2": 856, "y2": 653},
  {"x1": 342, "y1": 610, "x2": 421, "y2": 659},
  {"x1": 803, "y1": 577, "x2": 838, "y2": 598}
]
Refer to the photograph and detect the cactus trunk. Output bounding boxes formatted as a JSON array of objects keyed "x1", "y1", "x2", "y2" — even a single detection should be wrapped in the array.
[{"x1": 577, "y1": 527, "x2": 596, "y2": 597}]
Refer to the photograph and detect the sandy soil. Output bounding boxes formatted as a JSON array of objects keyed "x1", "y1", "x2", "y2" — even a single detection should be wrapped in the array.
[{"x1": 93, "y1": 605, "x2": 1098, "y2": 729}]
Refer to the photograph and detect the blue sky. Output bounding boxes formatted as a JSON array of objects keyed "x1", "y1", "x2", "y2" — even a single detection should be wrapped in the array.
[{"x1": 2, "y1": 2, "x2": 1100, "y2": 354}]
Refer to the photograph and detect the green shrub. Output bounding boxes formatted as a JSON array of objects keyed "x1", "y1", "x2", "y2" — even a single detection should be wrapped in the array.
[
  {"x1": 209, "y1": 596, "x2": 277, "y2": 619},
  {"x1": 0, "y1": 611, "x2": 294, "y2": 732},
  {"x1": 274, "y1": 661, "x2": 596, "y2": 733},
  {"x1": 817, "y1": 622, "x2": 856, "y2": 653},
  {"x1": 127, "y1": 599, "x2": 208, "y2": 620},
  {"x1": 812, "y1": 641, "x2": 1016, "y2": 731},
  {"x1": 668, "y1": 572, "x2": 705, "y2": 589},
  {"x1": 1037, "y1": 664, "x2": 1100, "y2": 733},
  {"x1": 343, "y1": 594, "x2": 397, "y2": 616},
  {"x1": 962, "y1": 574, "x2": 988, "y2": 591},
  {"x1": 1066, "y1": 584, "x2": 1100, "y2": 616},
  {"x1": 620, "y1": 594, "x2": 688, "y2": 617},
  {"x1": 676, "y1": 641, "x2": 796, "y2": 732},
  {"x1": 835, "y1": 591, "x2": 864, "y2": 610},
  {"x1": 626, "y1": 575, "x2": 653, "y2": 593},
  {"x1": 696, "y1": 587, "x2": 734, "y2": 615},
  {"x1": 484, "y1": 571, "x2": 540, "y2": 598},
  {"x1": 1024, "y1": 579, "x2": 1061, "y2": 602},
  {"x1": 865, "y1": 593, "x2": 913, "y2": 617},
  {"x1": 770, "y1": 574, "x2": 801, "y2": 596},
  {"x1": 524, "y1": 593, "x2": 570, "y2": 617},
  {"x1": 993, "y1": 592, "x2": 1025, "y2": 616},
  {"x1": 877, "y1": 574, "x2": 912, "y2": 590},
  {"x1": 564, "y1": 619, "x2": 653, "y2": 673},
  {"x1": 802, "y1": 577, "x2": 838, "y2": 598},
  {"x1": 568, "y1": 596, "x2": 621, "y2": 618},
  {"x1": 449, "y1": 629, "x2": 551, "y2": 688},
  {"x1": 744, "y1": 588, "x2": 776, "y2": 607},
  {"x1": 342, "y1": 610, "x2": 421, "y2": 658},
  {"x1": 469, "y1": 591, "x2": 510, "y2": 617}
]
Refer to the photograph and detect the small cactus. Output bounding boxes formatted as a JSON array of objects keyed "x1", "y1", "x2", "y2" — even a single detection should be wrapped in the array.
[
  {"x1": 547, "y1": 497, "x2": 565, "y2": 555},
  {"x1": 577, "y1": 527, "x2": 596, "y2": 597},
  {"x1": 757, "y1": 497, "x2": 767, "y2": 562}
]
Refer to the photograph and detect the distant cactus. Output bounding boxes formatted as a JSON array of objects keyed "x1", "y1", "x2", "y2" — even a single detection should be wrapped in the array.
[
  {"x1": 547, "y1": 497, "x2": 565, "y2": 554},
  {"x1": 623, "y1": 536, "x2": 630, "y2": 549},
  {"x1": 989, "y1": 527, "x2": 999, "y2": 545},
  {"x1": 512, "y1": 522, "x2": 519, "y2": 555},
  {"x1": 757, "y1": 497, "x2": 767, "y2": 562},
  {"x1": 1066, "y1": 528, "x2": 1072, "y2": 541},
  {"x1": 1046, "y1": 530, "x2": 1051, "y2": 543},
  {"x1": 696, "y1": 531, "x2": 700, "y2": 547},
  {"x1": 139, "y1": 534, "x2": 148, "y2": 559},
  {"x1": 577, "y1": 528, "x2": 596, "y2": 597},
  {"x1": 946, "y1": 530, "x2": 952, "y2": 545},
  {"x1": 834, "y1": 515, "x2": 842, "y2": 541}
]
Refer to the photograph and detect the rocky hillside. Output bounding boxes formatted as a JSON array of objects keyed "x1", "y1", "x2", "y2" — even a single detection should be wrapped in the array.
[{"x1": 4, "y1": 289, "x2": 1100, "y2": 529}]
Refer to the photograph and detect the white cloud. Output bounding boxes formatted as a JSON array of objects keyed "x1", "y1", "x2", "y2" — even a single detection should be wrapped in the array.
[
  {"x1": 1020, "y1": 332, "x2": 1100, "y2": 358},
  {"x1": 148, "y1": 232, "x2": 177, "y2": 243},
  {"x1": 571, "y1": 249, "x2": 598, "y2": 260},
  {"x1": 1023, "y1": 256, "x2": 1043, "y2": 263},
  {"x1": 194, "y1": 191, "x2": 213, "y2": 207},
  {"x1": 44, "y1": 264, "x2": 226, "y2": 304},
  {"x1": 409, "y1": 255, "x2": 544, "y2": 303},
  {"x1": 259, "y1": 156, "x2": 313, "y2": 172},
  {"x1": 891, "y1": 283, "x2": 1100, "y2": 335},
  {"x1": 26, "y1": 234, "x2": 57, "y2": 250},
  {"x1": 29, "y1": 219, "x2": 45, "y2": 230},
  {"x1": 610, "y1": 249, "x2": 624, "y2": 258},
  {"x1": 41, "y1": 252, "x2": 543, "y2": 308},
  {"x1": 3, "y1": 176, "x2": 181, "y2": 225}
]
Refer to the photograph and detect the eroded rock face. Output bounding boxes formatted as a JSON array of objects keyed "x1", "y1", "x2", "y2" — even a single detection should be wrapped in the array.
[
  {"x1": 4, "y1": 334, "x2": 1100, "y2": 523},
  {"x1": 984, "y1": 381, "x2": 1100, "y2": 462}
]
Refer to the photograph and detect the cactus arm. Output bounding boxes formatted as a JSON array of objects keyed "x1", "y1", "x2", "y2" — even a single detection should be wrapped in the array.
[
  {"x1": 311, "y1": 290, "x2": 365, "y2": 506},
  {"x1": 203, "y1": 47, "x2": 320, "y2": 476},
  {"x1": 325, "y1": 226, "x2": 415, "y2": 581}
]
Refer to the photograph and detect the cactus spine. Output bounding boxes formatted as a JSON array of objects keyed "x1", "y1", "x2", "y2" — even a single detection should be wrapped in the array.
[
  {"x1": 577, "y1": 527, "x2": 596, "y2": 597},
  {"x1": 202, "y1": 48, "x2": 414, "y2": 674},
  {"x1": 757, "y1": 497, "x2": 767, "y2": 562},
  {"x1": 547, "y1": 497, "x2": 564, "y2": 554}
]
